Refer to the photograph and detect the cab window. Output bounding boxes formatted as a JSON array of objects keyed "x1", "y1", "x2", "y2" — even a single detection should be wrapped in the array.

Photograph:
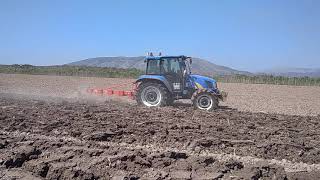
[
  {"x1": 146, "y1": 60, "x2": 160, "y2": 74},
  {"x1": 161, "y1": 58, "x2": 182, "y2": 74}
]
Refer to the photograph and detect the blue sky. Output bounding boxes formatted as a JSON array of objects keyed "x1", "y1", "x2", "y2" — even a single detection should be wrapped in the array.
[{"x1": 0, "y1": 0, "x2": 319, "y2": 72}]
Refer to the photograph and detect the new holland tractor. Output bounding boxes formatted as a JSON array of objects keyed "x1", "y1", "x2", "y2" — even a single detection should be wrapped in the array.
[{"x1": 135, "y1": 55, "x2": 227, "y2": 111}]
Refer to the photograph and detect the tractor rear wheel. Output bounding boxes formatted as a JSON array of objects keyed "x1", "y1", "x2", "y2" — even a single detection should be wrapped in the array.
[
  {"x1": 191, "y1": 89, "x2": 218, "y2": 111},
  {"x1": 136, "y1": 82, "x2": 170, "y2": 107}
]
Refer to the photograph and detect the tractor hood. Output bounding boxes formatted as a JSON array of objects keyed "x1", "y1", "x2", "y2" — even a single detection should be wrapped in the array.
[{"x1": 189, "y1": 74, "x2": 217, "y2": 90}]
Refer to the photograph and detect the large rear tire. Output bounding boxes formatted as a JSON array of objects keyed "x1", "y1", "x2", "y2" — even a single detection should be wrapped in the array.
[
  {"x1": 136, "y1": 82, "x2": 170, "y2": 107},
  {"x1": 191, "y1": 89, "x2": 218, "y2": 111}
]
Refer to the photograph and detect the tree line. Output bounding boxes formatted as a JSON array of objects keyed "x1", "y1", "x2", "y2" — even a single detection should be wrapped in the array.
[
  {"x1": 0, "y1": 64, "x2": 142, "y2": 78},
  {"x1": 213, "y1": 74, "x2": 320, "y2": 86}
]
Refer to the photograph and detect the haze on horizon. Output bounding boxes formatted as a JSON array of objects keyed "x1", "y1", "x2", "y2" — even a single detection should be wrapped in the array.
[{"x1": 0, "y1": 0, "x2": 320, "y2": 72}]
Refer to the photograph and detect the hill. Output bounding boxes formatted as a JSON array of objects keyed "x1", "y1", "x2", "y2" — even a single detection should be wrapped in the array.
[
  {"x1": 262, "y1": 67, "x2": 320, "y2": 78},
  {"x1": 68, "y1": 56, "x2": 251, "y2": 76}
]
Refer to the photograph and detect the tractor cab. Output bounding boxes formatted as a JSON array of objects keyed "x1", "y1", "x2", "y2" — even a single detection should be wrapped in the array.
[{"x1": 145, "y1": 55, "x2": 192, "y2": 93}]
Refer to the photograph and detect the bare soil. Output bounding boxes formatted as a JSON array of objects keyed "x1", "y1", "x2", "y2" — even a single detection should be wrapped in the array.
[
  {"x1": 1, "y1": 96, "x2": 320, "y2": 179},
  {"x1": 1, "y1": 74, "x2": 320, "y2": 179},
  {"x1": 219, "y1": 83, "x2": 320, "y2": 116},
  {"x1": 1, "y1": 73, "x2": 320, "y2": 116}
]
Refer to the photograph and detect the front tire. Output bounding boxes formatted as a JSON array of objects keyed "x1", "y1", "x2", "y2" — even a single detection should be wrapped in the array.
[
  {"x1": 136, "y1": 82, "x2": 170, "y2": 107},
  {"x1": 191, "y1": 89, "x2": 218, "y2": 111}
]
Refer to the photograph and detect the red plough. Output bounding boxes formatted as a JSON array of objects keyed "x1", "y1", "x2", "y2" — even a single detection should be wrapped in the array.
[{"x1": 86, "y1": 83, "x2": 137, "y2": 99}]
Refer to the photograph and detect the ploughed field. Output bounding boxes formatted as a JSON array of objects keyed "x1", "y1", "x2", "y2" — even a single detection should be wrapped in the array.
[
  {"x1": 1, "y1": 96, "x2": 320, "y2": 179},
  {"x1": 1, "y1": 74, "x2": 320, "y2": 179},
  {"x1": 1, "y1": 73, "x2": 320, "y2": 116}
]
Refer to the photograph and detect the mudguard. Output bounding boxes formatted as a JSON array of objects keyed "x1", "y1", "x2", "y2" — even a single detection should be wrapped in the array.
[{"x1": 135, "y1": 75, "x2": 173, "y2": 93}]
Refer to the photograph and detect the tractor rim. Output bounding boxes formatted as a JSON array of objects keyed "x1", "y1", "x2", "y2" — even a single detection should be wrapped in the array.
[
  {"x1": 141, "y1": 86, "x2": 161, "y2": 106},
  {"x1": 197, "y1": 94, "x2": 213, "y2": 110}
]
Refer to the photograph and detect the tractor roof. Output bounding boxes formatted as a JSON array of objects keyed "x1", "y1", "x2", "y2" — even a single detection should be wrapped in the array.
[{"x1": 145, "y1": 55, "x2": 188, "y2": 60}]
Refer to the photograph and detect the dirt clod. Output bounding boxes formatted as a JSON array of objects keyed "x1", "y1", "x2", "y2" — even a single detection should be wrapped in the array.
[{"x1": 84, "y1": 130, "x2": 116, "y2": 141}]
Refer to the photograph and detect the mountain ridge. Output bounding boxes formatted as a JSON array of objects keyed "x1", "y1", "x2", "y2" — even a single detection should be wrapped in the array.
[
  {"x1": 261, "y1": 67, "x2": 320, "y2": 78},
  {"x1": 67, "y1": 56, "x2": 251, "y2": 76},
  {"x1": 68, "y1": 56, "x2": 320, "y2": 77}
]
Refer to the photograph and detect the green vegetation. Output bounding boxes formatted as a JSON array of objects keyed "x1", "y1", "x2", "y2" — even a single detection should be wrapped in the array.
[
  {"x1": 1, "y1": 64, "x2": 320, "y2": 86},
  {"x1": 0, "y1": 64, "x2": 143, "y2": 78},
  {"x1": 213, "y1": 74, "x2": 320, "y2": 86}
]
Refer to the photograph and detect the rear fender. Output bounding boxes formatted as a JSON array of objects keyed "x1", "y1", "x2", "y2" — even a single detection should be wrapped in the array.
[{"x1": 135, "y1": 75, "x2": 173, "y2": 93}]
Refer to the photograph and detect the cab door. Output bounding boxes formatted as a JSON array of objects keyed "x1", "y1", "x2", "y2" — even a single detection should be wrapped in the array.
[{"x1": 160, "y1": 58, "x2": 184, "y2": 92}]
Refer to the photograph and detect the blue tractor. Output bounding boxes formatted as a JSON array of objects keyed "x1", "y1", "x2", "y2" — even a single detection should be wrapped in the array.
[{"x1": 135, "y1": 55, "x2": 227, "y2": 111}]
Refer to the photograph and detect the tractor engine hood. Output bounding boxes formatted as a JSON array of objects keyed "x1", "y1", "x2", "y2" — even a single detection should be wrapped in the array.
[{"x1": 190, "y1": 74, "x2": 217, "y2": 90}]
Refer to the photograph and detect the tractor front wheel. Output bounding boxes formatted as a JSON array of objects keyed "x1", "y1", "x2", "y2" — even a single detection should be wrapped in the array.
[
  {"x1": 191, "y1": 90, "x2": 218, "y2": 111},
  {"x1": 136, "y1": 82, "x2": 170, "y2": 107}
]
